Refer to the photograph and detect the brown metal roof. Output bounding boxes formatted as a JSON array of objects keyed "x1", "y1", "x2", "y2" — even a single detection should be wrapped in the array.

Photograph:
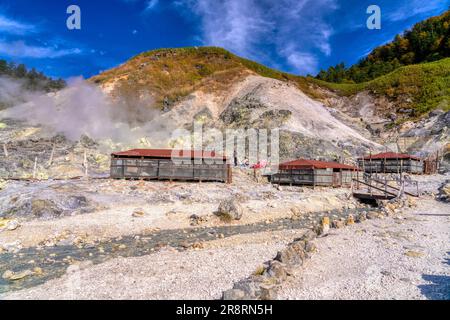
[
  {"x1": 360, "y1": 152, "x2": 421, "y2": 161},
  {"x1": 111, "y1": 149, "x2": 228, "y2": 160},
  {"x1": 279, "y1": 159, "x2": 358, "y2": 170}
]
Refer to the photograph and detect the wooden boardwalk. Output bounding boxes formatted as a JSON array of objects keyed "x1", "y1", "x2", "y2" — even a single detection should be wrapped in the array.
[{"x1": 352, "y1": 176, "x2": 419, "y2": 201}]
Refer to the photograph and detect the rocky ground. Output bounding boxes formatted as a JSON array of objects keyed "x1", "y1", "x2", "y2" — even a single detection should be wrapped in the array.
[
  {"x1": 0, "y1": 174, "x2": 448, "y2": 300},
  {"x1": 278, "y1": 197, "x2": 450, "y2": 300}
]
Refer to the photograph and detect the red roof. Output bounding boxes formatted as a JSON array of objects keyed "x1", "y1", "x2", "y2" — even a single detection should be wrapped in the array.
[
  {"x1": 279, "y1": 159, "x2": 358, "y2": 170},
  {"x1": 360, "y1": 152, "x2": 421, "y2": 161},
  {"x1": 111, "y1": 149, "x2": 227, "y2": 160}
]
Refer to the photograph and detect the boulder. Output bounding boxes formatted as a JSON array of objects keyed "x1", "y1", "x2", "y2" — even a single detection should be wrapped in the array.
[
  {"x1": 356, "y1": 212, "x2": 367, "y2": 223},
  {"x1": 367, "y1": 211, "x2": 380, "y2": 220},
  {"x1": 296, "y1": 230, "x2": 317, "y2": 242},
  {"x1": 31, "y1": 199, "x2": 62, "y2": 218},
  {"x1": 315, "y1": 216, "x2": 330, "y2": 235},
  {"x1": 132, "y1": 208, "x2": 146, "y2": 218},
  {"x1": 6, "y1": 220, "x2": 20, "y2": 231},
  {"x1": 263, "y1": 260, "x2": 288, "y2": 282},
  {"x1": 332, "y1": 219, "x2": 345, "y2": 229},
  {"x1": 215, "y1": 197, "x2": 244, "y2": 221},
  {"x1": 437, "y1": 181, "x2": 450, "y2": 203},
  {"x1": 232, "y1": 277, "x2": 263, "y2": 299},
  {"x1": 259, "y1": 284, "x2": 278, "y2": 300},
  {"x1": 222, "y1": 289, "x2": 246, "y2": 300},
  {"x1": 346, "y1": 214, "x2": 355, "y2": 225}
]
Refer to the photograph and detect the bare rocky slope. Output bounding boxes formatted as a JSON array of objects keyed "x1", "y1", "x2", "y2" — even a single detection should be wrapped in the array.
[{"x1": 0, "y1": 47, "x2": 448, "y2": 181}]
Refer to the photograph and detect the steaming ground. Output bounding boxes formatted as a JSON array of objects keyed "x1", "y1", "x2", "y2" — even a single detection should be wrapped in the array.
[{"x1": 1, "y1": 78, "x2": 175, "y2": 146}]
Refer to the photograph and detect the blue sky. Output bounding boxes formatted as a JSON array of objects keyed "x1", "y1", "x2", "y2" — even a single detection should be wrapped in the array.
[{"x1": 0, "y1": 0, "x2": 448, "y2": 79}]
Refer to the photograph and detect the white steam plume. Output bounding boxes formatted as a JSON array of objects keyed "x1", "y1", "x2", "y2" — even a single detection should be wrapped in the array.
[{"x1": 0, "y1": 77, "x2": 177, "y2": 147}]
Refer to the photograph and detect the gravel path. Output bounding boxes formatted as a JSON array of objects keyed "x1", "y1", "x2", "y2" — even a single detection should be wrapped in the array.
[{"x1": 278, "y1": 198, "x2": 450, "y2": 300}]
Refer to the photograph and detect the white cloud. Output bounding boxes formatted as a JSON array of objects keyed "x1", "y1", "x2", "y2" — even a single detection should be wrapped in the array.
[
  {"x1": 189, "y1": 0, "x2": 272, "y2": 58},
  {"x1": 0, "y1": 40, "x2": 82, "y2": 58},
  {"x1": 0, "y1": 13, "x2": 36, "y2": 35},
  {"x1": 184, "y1": 0, "x2": 338, "y2": 75},
  {"x1": 284, "y1": 50, "x2": 319, "y2": 75},
  {"x1": 145, "y1": 0, "x2": 159, "y2": 11},
  {"x1": 387, "y1": 0, "x2": 448, "y2": 22}
]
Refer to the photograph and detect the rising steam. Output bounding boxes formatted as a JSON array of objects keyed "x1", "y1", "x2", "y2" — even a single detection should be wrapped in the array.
[{"x1": 0, "y1": 77, "x2": 177, "y2": 147}]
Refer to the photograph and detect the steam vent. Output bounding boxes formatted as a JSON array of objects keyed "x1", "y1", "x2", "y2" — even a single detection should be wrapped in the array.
[{"x1": 110, "y1": 149, "x2": 232, "y2": 183}]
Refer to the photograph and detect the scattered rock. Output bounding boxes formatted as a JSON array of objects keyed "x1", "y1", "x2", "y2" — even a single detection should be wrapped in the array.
[
  {"x1": 222, "y1": 289, "x2": 246, "y2": 300},
  {"x1": 33, "y1": 267, "x2": 44, "y2": 276},
  {"x1": 367, "y1": 211, "x2": 380, "y2": 220},
  {"x1": 2, "y1": 269, "x2": 33, "y2": 281},
  {"x1": 263, "y1": 261, "x2": 288, "y2": 282},
  {"x1": 315, "y1": 217, "x2": 330, "y2": 235},
  {"x1": 346, "y1": 214, "x2": 355, "y2": 226},
  {"x1": 132, "y1": 208, "x2": 146, "y2": 218},
  {"x1": 215, "y1": 197, "x2": 244, "y2": 221},
  {"x1": 6, "y1": 219, "x2": 20, "y2": 231},
  {"x1": 31, "y1": 199, "x2": 62, "y2": 218},
  {"x1": 2, "y1": 270, "x2": 14, "y2": 280},
  {"x1": 356, "y1": 212, "x2": 367, "y2": 223},
  {"x1": 405, "y1": 250, "x2": 424, "y2": 258},
  {"x1": 189, "y1": 214, "x2": 207, "y2": 226},
  {"x1": 437, "y1": 181, "x2": 450, "y2": 203},
  {"x1": 332, "y1": 219, "x2": 345, "y2": 229}
]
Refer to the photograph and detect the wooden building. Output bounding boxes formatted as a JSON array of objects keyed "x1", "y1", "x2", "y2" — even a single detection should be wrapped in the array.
[
  {"x1": 110, "y1": 149, "x2": 232, "y2": 183},
  {"x1": 358, "y1": 152, "x2": 423, "y2": 174},
  {"x1": 269, "y1": 159, "x2": 359, "y2": 187}
]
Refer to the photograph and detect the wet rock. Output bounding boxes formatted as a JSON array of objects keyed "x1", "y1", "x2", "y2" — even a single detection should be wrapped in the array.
[
  {"x1": 295, "y1": 230, "x2": 317, "y2": 242},
  {"x1": 2, "y1": 269, "x2": 33, "y2": 281},
  {"x1": 33, "y1": 267, "x2": 44, "y2": 276},
  {"x1": 2, "y1": 270, "x2": 14, "y2": 280},
  {"x1": 1, "y1": 240, "x2": 22, "y2": 253},
  {"x1": 260, "y1": 284, "x2": 278, "y2": 300},
  {"x1": 215, "y1": 197, "x2": 244, "y2": 221}
]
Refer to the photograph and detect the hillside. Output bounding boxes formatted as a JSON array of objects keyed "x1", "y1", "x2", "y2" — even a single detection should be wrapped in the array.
[
  {"x1": 90, "y1": 47, "x2": 322, "y2": 110},
  {"x1": 313, "y1": 58, "x2": 450, "y2": 117},
  {"x1": 316, "y1": 9, "x2": 450, "y2": 83}
]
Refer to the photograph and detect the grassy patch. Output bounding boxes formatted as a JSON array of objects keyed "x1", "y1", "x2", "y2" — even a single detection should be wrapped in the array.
[
  {"x1": 311, "y1": 58, "x2": 450, "y2": 116},
  {"x1": 90, "y1": 46, "x2": 323, "y2": 109}
]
